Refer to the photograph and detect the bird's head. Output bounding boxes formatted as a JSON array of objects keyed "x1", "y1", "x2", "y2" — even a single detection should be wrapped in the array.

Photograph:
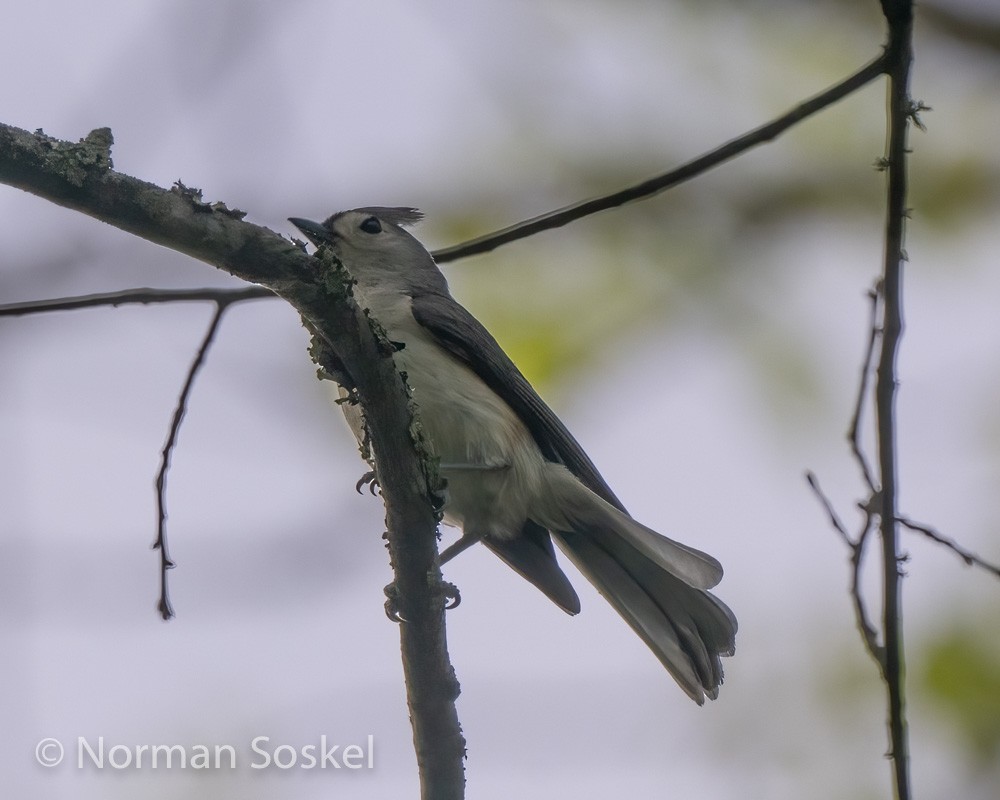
[{"x1": 289, "y1": 207, "x2": 446, "y2": 295}]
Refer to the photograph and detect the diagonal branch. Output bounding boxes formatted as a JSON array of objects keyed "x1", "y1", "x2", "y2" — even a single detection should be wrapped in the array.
[{"x1": 432, "y1": 52, "x2": 889, "y2": 263}]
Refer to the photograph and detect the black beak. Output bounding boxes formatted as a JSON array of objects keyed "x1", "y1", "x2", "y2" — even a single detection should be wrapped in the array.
[{"x1": 288, "y1": 217, "x2": 332, "y2": 247}]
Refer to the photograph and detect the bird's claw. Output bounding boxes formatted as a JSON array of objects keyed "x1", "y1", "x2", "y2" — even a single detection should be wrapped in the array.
[
  {"x1": 384, "y1": 583, "x2": 403, "y2": 623},
  {"x1": 441, "y1": 581, "x2": 461, "y2": 610},
  {"x1": 429, "y1": 478, "x2": 449, "y2": 512},
  {"x1": 356, "y1": 471, "x2": 380, "y2": 495}
]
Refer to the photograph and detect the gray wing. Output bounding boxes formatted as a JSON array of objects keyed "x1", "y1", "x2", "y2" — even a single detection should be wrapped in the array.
[{"x1": 410, "y1": 290, "x2": 626, "y2": 513}]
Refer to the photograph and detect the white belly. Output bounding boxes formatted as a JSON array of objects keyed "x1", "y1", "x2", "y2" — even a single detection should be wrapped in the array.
[{"x1": 347, "y1": 290, "x2": 546, "y2": 540}]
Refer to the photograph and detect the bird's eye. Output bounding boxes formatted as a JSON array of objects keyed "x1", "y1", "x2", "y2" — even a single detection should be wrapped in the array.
[{"x1": 359, "y1": 216, "x2": 382, "y2": 234}]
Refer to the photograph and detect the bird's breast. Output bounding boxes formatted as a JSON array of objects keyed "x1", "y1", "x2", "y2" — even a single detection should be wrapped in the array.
[{"x1": 354, "y1": 290, "x2": 543, "y2": 539}]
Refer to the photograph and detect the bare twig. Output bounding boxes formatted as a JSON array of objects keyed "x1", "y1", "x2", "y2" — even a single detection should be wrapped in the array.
[
  {"x1": 848, "y1": 285, "x2": 882, "y2": 493},
  {"x1": 805, "y1": 471, "x2": 853, "y2": 548},
  {"x1": 806, "y1": 473, "x2": 884, "y2": 666},
  {"x1": 0, "y1": 286, "x2": 273, "y2": 317},
  {"x1": 808, "y1": 281, "x2": 889, "y2": 669},
  {"x1": 898, "y1": 516, "x2": 1000, "y2": 579},
  {"x1": 851, "y1": 505, "x2": 885, "y2": 668},
  {"x1": 432, "y1": 53, "x2": 889, "y2": 263},
  {"x1": 154, "y1": 302, "x2": 230, "y2": 619}
]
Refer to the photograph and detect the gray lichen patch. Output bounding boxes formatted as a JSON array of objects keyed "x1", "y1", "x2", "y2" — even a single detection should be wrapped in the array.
[{"x1": 33, "y1": 126, "x2": 114, "y2": 187}]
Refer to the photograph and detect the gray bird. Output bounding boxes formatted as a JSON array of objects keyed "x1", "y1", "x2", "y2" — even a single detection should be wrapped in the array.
[{"x1": 289, "y1": 207, "x2": 736, "y2": 703}]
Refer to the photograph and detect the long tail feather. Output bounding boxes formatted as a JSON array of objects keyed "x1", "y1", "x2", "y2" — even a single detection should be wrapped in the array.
[
  {"x1": 533, "y1": 463, "x2": 736, "y2": 701},
  {"x1": 555, "y1": 529, "x2": 736, "y2": 703},
  {"x1": 538, "y1": 464, "x2": 724, "y2": 590}
]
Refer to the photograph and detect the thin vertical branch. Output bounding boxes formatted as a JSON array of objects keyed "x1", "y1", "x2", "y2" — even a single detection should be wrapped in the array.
[
  {"x1": 307, "y1": 252, "x2": 467, "y2": 800},
  {"x1": 876, "y1": 1, "x2": 915, "y2": 798}
]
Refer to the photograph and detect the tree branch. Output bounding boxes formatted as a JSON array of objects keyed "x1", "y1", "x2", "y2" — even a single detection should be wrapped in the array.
[
  {"x1": 876, "y1": 2, "x2": 915, "y2": 797},
  {"x1": 0, "y1": 285, "x2": 274, "y2": 317},
  {"x1": 0, "y1": 121, "x2": 466, "y2": 799},
  {"x1": 897, "y1": 516, "x2": 1000, "y2": 580},
  {"x1": 432, "y1": 52, "x2": 889, "y2": 263},
  {"x1": 0, "y1": 49, "x2": 892, "y2": 330}
]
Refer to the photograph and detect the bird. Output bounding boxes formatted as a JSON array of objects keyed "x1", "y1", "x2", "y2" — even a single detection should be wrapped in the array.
[{"x1": 289, "y1": 207, "x2": 736, "y2": 703}]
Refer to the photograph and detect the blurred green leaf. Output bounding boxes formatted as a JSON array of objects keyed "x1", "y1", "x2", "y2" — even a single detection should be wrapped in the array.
[{"x1": 918, "y1": 621, "x2": 1000, "y2": 766}]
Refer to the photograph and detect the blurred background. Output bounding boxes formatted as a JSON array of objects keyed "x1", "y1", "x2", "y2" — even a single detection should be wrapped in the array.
[{"x1": 2, "y1": 1, "x2": 999, "y2": 798}]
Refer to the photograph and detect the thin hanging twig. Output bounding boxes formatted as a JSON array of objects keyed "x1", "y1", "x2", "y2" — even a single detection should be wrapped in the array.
[{"x1": 153, "y1": 301, "x2": 231, "y2": 619}]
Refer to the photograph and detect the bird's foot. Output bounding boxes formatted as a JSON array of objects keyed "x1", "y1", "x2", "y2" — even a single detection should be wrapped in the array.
[{"x1": 382, "y1": 579, "x2": 461, "y2": 622}]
